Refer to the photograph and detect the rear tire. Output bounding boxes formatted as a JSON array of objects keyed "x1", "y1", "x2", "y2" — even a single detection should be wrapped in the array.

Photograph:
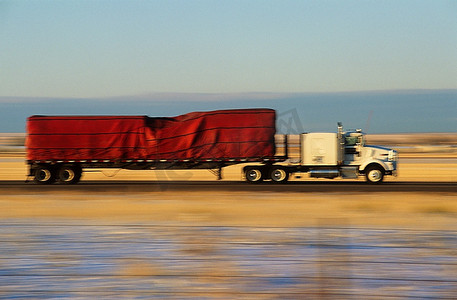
[
  {"x1": 57, "y1": 165, "x2": 82, "y2": 184},
  {"x1": 270, "y1": 167, "x2": 289, "y2": 183},
  {"x1": 365, "y1": 165, "x2": 384, "y2": 184},
  {"x1": 244, "y1": 167, "x2": 263, "y2": 183},
  {"x1": 34, "y1": 166, "x2": 56, "y2": 184}
]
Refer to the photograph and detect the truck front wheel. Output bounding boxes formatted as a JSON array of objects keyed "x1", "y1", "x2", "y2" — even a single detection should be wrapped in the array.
[
  {"x1": 270, "y1": 167, "x2": 289, "y2": 183},
  {"x1": 34, "y1": 166, "x2": 56, "y2": 184},
  {"x1": 57, "y1": 165, "x2": 82, "y2": 184},
  {"x1": 365, "y1": 165, "x2": 385, "y2": 184},
  {"x1": 244, "y1": 167, "x2": 263, "y2": 183}
]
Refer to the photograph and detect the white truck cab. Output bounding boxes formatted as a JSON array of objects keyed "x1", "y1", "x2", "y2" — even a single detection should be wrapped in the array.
[
  {"x1": 299, "y1": 124, "x2": 397, "y2": 183},
  {"x1": 343, "y1": 130, "x2": 398, "y2": 183},
  {"x1": 244, "y1": 123, "x2": 398, "y2": 184}
]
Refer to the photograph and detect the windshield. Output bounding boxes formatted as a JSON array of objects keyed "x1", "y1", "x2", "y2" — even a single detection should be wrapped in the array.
[{"x1": 345, "y1": 133, "x2": 365, "y2": 146}]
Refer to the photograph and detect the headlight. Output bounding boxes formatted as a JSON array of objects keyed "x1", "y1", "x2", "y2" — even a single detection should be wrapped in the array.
[{"x1": 388, "y1": 150, "x2": 397, "y2": 161}]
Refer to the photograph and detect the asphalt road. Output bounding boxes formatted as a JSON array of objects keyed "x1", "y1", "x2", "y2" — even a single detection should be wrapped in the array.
[{"x1": 0, "y1": 180, "x2": 456, "y2": 193}]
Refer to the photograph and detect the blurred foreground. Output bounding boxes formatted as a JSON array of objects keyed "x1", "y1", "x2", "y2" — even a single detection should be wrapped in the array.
[{"x1": 1, "y1": 223, "x2": 456, "y2": 299}]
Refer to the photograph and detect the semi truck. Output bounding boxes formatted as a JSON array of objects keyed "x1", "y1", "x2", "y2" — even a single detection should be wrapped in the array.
[{"x1": 25, "y1": 108, "x2": 397, "y2": 184}]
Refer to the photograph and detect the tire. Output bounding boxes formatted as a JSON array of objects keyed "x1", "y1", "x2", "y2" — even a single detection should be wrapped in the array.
[
  {"x1": 365, "y1": 165, "x2": 385, "y2": 184},
  {"x1": 270, "y1": 167, "x2": 289, "y2": 183},
  {"x1": 57, "y1": 165, "x2": 82, "y2": 184},
  {"x1": 34, "y1": 166, "x2": 56, "y2": 184},
  {"x1": 245, "y1": 167, "x2": 263, "y2": 183}
]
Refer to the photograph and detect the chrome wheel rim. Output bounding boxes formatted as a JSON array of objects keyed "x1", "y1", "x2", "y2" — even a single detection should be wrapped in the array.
[
  {"x1": 368, "y1": 169, "x2": 382, "y2": 182},
  {"x1": 61, "y1": 169, "x2": 75, "y2": 182},
  {"x1": 37, "y1": 169, "x2": 51, "y2": 182},
  {"x1": 247, "y1": 169, "x2": 262, "y2": 181},
  {"x1": 272, "y1": 169, "x2": 286, "y2": 181}
]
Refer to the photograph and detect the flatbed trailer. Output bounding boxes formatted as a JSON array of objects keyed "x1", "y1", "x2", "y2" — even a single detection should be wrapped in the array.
[
  {"x1": 26, "y1": 109, "x2": 281, "y2": 184},
  {"x1": 27, "y1": 156, "x2": 287, "y2": 182}
]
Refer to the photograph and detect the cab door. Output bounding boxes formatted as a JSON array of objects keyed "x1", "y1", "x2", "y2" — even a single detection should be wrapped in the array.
[{"x1": 343, "y1": 133, "x2": 364, "y2": 165}]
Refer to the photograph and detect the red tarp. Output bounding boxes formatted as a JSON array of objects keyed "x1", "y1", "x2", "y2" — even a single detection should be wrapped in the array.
[{"x1": 26, "y1": 109, "x2": 276, "y2": 161}]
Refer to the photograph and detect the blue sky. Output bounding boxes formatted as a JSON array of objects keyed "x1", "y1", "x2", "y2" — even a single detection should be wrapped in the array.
[{"x1": 1, "y1": 0, "x2": 456, "y2": 98}]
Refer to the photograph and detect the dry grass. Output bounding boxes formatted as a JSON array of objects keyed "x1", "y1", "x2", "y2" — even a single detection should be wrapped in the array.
[
  {"x1": 394, "y1": 163, "x2": 457, "y2": 181},
  {"x1": 0, "y1": 191, "x2": 456, "y2": 230},
  {"x1": 116, "y1": 260, "x2": 170, "y2": 277}
]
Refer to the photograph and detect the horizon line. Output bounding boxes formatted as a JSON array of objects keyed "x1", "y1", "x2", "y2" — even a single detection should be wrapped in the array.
[{"x1": 1, "y1": 88, "x2": 457, "y2": 103}]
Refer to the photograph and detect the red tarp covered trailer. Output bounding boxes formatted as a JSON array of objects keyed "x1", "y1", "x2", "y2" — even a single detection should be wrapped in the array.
[{"x1": 26, "y1": 109, "x2": 276, "y2": 162}]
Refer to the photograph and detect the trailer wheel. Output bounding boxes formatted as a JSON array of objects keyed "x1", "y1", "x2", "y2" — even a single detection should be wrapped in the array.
[
  {"x1": 270, "y1": 167, "x2": 289, "y2": 183},
  {"x1": 365, "y1": 165, "x2": 384, "y2": 184},
  {"x1": 34, "y1": 166, "x2": 56, "y2": 184},
  {"x1": 245, "y1": 167, "x2": 263, "y2": 183},
  {"x1": 57, "y1": 165, "x2": 82, "y2": 184}
]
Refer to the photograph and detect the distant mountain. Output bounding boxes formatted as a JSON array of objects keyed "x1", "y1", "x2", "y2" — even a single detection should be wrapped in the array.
[{"x1": 1, "y1": 89, "x2": 456, "y2": 133}]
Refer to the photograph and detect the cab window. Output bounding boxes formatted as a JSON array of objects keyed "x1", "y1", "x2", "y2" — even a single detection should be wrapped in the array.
[{"x1": 345, "y1": 136, "x2": 358, "y2": 146}]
